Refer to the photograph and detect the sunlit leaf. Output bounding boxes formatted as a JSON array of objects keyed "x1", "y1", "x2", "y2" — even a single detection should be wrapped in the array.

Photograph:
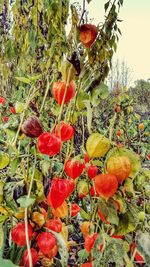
[
  {"x1": 0, "y1": 153, "x2": 9, "y2": 170},
  {"x1": 17, "y1": 196, "x2": 35, "y2": 208},
  {"x1": 15, "y1": 77, "x2": 30, "y2": 84}
]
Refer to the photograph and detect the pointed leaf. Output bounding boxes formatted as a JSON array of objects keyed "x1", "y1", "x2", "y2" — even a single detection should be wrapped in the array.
[{"x1": 15, "y1": 77, "x2": 30, "y2": 84}]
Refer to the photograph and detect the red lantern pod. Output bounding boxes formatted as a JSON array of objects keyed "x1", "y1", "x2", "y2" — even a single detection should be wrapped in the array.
[
  {"x1": 11, "y1": 222, "x2": 33, "y2": 247},
  {"x1": 37, "y1": 132, "x2": 61, "y2": 157},
  {"x1": 10, "y1": 106, "x2": 16, "y2": 114},
  {"x1": 3, "y1": 116, "x2": 9, "y2": 122},
  {"x1": 87, "y1": 164, "x2": 98, "y2": 179},
  {"x1": 22, "y1": 248, "x2": 38, "y2": 267},
  {"x1": 0, "y1": 97, "x2": 6, "y2": 105},
  {"x1": 37, "y1": 232, "x2": 57, "y2": 256},
  {"x1": 47, "y1": 178, "x2": 72, "y2": 209},
  {"x1": 94, "y1": 174, "x2": 118, "y2": 200},
  {"x1": 45, "y1": 218, "x2": 62, "y2": 233},
  {"x1": 52, "y1": 81, "x2": 76, "y2": 106},
  {"x1": 65, "y1": 159, "x2": 84, "y2": 179},
  {"x1": 79, "y1": 24, "x2": 97, "y2": 48},
  {"x1": 54, "y1": 121, "x2": 75, "y2": 141}
]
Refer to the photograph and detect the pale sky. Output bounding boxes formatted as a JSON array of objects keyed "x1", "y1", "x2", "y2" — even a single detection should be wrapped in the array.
[{"x1": 70, "y1": 0, "x2": 150, "y2": 82}]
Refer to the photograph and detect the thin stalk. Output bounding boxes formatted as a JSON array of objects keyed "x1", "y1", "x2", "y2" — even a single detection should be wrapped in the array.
[
  {"x1": 40, "y1": 76, "x2": 52, "y2": 113},
  {"x1": 24, "y1": 148, "x2": 37, "y2": 267}
]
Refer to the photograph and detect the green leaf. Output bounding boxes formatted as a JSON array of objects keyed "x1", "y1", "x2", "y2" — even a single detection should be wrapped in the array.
[
  {"x1": 119, "y1": 0, "x2": 123, "y2": 5},
  {"x1": 104, "y1": 1, "x2": 110, "y2": 12},
  {"x1": 0, "y1": 153, "x2": 9, "y2": 170},
  {"x1": 0, "y1": 215, "x2": 8, "y2": 224},
  {"x1": 29, "y1": 168, "x2": 43, "y2": 181},
  {"x1": 76, "y1": 91, "x2": 89, "y2": 110},
  {"x1": 80, "y1": 208, "x2": 90, "y2": 220},
  {"x1": 83, "y1": 100, "x2": 92, "y2": 134},
  {"x1": 40, "y1": 160, "x2": 51, "y2": 176},
  {"x1": 0, "y1": 224, "x2": 4, "y2": 252},
  {"x1": 0, "y1": 258, "x2": 19, "y2": 267},
  {"x1": 90, "y1": 83, "x2": 109, "y2": 107},
  {"x1": 4, "y1": 129, "x2": 16, "y2": 141},
  {"x1": 27, "y1": 74, "x2": 41, "y2": 81},
  {"x1": 10, "y1": 158, "x2": 21, "y2": 175},
  {"x1": 115, "y1": 203, "x2": 139, "y2": 235},
  {"x1": 78, "y1": 249, "x2": 89, "y2": 263},
  {"x1": 98, "y1": 198, "x2": 119, "y2": 225},
  {"x1": 136, "y1": 232, "x2": 150, "y2": 266},
  {"x1": 48, "y1": 230, "x2": 68, "y2": 267},
  {"x1": 53, "y1": 161, "x2": 64, "y2": 173},
  {"x1": 15, "y1": 77, "x2": 30, "y2": 84},
  {"x1": 98, "y1": 83, "x2": 109, "y2": 99},
  {"x1": 124, "y1": 178, "x2": 135, "y2": 196},
  {"x1": 15, "y1": 102, "x2": 25, "y2": 113},
  {"x1": 17, "y1": 196, "x2": 35, "y2": 208},
  {"x1": 91, "y1": 160, "x2": 103, "y2": 167}
]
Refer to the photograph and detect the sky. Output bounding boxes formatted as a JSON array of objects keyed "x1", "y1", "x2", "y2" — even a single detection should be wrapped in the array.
[{"x1": 70, "y1": 0, "x2": 150, "y2": 83}]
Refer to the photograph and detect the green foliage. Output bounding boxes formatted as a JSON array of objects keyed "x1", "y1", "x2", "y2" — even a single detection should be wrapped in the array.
[
  {"x1": 0, "y1": 153, "x2": 9, "y2": 170},
  {"x1": 129, "y1": 79, "x2": 150, "y2": 114},
  {"x1": 136, "y1": 232, "x2": 150, "y2": 266}
]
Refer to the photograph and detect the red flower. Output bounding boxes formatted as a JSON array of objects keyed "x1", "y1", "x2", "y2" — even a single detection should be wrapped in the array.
[
  {"x1": 22, "y1": 248, "x2": 38, "y2": 267},
  {"x1": 11, "y1": 222, "x2": 33, "y2": 247},
  {"x1": 10, "y1": 106, "x2": 16, "y2": 114},
  {"x1": 87, "y1": 165, "x2": 98, "y2": 179},
  {"x1": 79, "y1": 24, "x2": 97, "y2": 48},
  {"x1": 3, "y1": 116, "x2": 9, "y2": 122},
  {"x1": 54, "y1": 121, "x2": 74, "y2": 141},
  {"x1": 94, "y1": 174, "x2": 118, "y2": 200},
  {"x1": 37, "y1": 232, "x2": 57, "y2": 256},
  {"x1": 71, "y1": 203, "x2": 80, "y2": 217},
  {"x1": 52, "y1": 81, "x2": 76, "y2": 106},
  {"x1": 0, "y1": 97, "x2": 6, "y2": 105},
  {"x1": 65, "y1": 159, "x2": 84, "y2": 179},
  {"x1": 37, "y1": 132, "x2": 61, "y2": 157},
  {"x1": 45, "y1": 218, "x2": 62, "y2": 233},
  {"x1": 47, "y1": 178, "x2": 73, "y2": 209},
  {"x1": 84, "y1": 233, "x2": 98, "y2": 253}
]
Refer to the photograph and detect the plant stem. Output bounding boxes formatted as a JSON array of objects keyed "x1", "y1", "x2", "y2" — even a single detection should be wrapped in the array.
[
  {"x1": 24, "y1": 147, "x2": 37, "y2": 267},
  {"x1": 40, "y1": 76, "x2": 52, "y2": 113}
]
